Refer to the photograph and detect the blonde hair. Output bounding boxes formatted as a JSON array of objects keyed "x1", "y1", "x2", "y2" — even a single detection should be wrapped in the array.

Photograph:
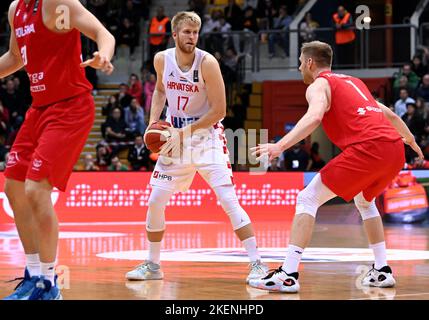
[
  {"x1": 301, "y1": 41, "x2": 333, "y2": 68},
  {"x1": 171, "y1": 11, "x2": 201, "y2": 32}
]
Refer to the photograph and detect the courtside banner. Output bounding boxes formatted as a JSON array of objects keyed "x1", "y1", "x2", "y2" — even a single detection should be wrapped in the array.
[{"x1": 0, "y1": 172, "x2": 303, "y2": 223}]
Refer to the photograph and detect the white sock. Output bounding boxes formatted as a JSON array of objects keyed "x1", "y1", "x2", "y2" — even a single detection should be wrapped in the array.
[
  {"x1": 370, "y1": 241, "x2": 387, "y2": 270},
  {"x1": 26, "y1": 253, "x2": 40, "y2": 277},
  {"x1": 40, "y1": 262, "x2": 56, "y2": 286},
  {"x1": 282, "y1": 244, "x2": 304, "y2": 274},
  {"x1": 148, "y1": 241, "x2": 161, "y2": 264},
  {"x1": 242, "y1": 236, "x2": 261, "y2": 262}
]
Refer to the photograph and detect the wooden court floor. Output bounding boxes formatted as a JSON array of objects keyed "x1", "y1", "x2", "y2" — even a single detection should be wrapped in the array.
[{"x1": 1, "y1": 204, "x2": 429, "y2": 300}]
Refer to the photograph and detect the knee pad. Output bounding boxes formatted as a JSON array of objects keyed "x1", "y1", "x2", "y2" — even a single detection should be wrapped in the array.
[
  {"x1": 354, "y1": 193, "x2": 379, "y2": 220},
  {"x1": 214, "y1": 185, "x2": 251, "y2": 230},
  {"x1": 295, "y1": 173, "x2": 337, "y2": 218},
  {"x1": 295, "y1": 189, "x2": 320, "y2": 218},
  {"x1": 146, "y1": 187, "x2": 173, "y2": 232}
]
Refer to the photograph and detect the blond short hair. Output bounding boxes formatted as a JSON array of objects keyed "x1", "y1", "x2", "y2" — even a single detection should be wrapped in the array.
[
  {"x1": 301, "y1": 41, "x2": 333, "y2": 68},
  {"x1": 171, "y1": 11, "x2": 201, "y2": 32}
]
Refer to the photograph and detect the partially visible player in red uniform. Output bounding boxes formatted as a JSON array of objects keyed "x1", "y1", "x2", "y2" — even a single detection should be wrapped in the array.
[
  {"x1": 249, "y1": 41, "x2": 423, "y2": 293},
  {"x1": 1, "y1": 0, "x2": 115, "y2": 300}
]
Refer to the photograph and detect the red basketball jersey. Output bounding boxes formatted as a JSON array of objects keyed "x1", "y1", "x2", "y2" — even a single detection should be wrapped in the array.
[
  {"x1": 13, "y1": 0, "x2": 92, "y2": 107},
  {"x1": 317, "y1": 71, "x2": 401, "y2": 150}
]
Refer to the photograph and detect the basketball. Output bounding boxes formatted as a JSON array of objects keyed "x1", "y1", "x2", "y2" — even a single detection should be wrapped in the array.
[{"x1": 144, "y1": 120, "x2": 172, "y2": 153}]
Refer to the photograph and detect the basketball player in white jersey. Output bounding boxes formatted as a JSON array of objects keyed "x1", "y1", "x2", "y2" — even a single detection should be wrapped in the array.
[{"x1": 126, "y1": 11, "x2": 268, "y2": 283}]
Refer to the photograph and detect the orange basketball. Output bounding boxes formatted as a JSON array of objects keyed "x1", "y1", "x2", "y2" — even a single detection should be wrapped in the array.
[{"x1": 144, "y1": 120, "x2": 172, "y2": 153}]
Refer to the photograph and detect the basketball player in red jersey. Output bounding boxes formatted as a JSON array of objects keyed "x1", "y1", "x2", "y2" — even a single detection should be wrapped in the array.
[
  {"x1": 1, "y1": 0, "x2": 115, "y2": 300},
  {"x1": 249, "y1": 41, "x2": 423, "y2": 293}
]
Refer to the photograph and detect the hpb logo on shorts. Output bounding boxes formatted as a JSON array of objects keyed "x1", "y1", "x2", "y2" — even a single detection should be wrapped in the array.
[
  {"x1": 6, "y1": 152, "x2": 19, "y2": 168},
  {"x1": 32, "y1": 158, "x2": 43, "y2": 171},
  {"x1": 153, "y1": 171, "x2": 172, "y2": 181}
]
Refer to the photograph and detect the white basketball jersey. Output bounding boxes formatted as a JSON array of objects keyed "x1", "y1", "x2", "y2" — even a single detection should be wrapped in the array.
[{"x1": 163, "y1": 47, "x2": 222, "y2": 130}]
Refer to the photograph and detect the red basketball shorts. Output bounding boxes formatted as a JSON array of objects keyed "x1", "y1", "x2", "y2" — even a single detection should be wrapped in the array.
[
  {"x1": 4, "y1": 92, "x2": 95, "y2": 191},
  {"x1": 320, "y1": 139, "x2": 405, "y2": 202}
]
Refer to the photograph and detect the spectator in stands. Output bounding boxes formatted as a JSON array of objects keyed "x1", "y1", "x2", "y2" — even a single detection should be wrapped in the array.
[
  {"x1": 95, "y1": 141, "x2": 113, "y2": 170},
  {"x1": 78, "y1": 154, "x2": 100, "y2": 171},
  {"x1": 128, "y1": 134, "x2": 153, "y2": 171},
  {"x1": 412, "y1": 55, "x2": 428, "y2": 79},
  {"x1": 394, "y1": 88, "x2": 415, "y2": 117},
  {"x1": 242, "y1": 6, "x2": 259, "y2": 56},
  {"x1": 332, "y1": 5, "x2": 356, "y2": 67},
  {"x1": 144, "y1": 73, "x2": 156, "y2": 115},
  {"x1": 117, "y1": 17, "x2": 139, "y2": 59},
  {"x1": 267, "y1": 157, "x2": 282, "y2": 171},
  {"x1": 102, "y1": 95, "x2": 120, "y2": 117},
  {"x1": 224, "y1": 0, "x2": 244, "y2": 55},
  {"x1": 307, "y1": 142, "x2": 325, "y2": 171},
  {"x1": 299, "y1": 12, "x2": 319, "y2": 43},
  {"x1": 187, "y1": 0, "x2": 206, "y2": 19},
  {"x1": 402, "y1": 101, "x2": 425, "y2": 145},
  {"x1": 120, "y1": 0, "x2": 141, "y2": 26},
  {"x1": 393, "y1": 75, "x2": 414, "y2": 101},
  {"x1": 216, "y1": 16, "x2": 232, "y2": 53},
  {"x1": 104, "y1": 107, "x2": 129, "y2": 144},
  {"x1": 257, "y1": 0, "x2": 276, "y2": 30},
  {"x1": 268, "y1": 5, "x2": 292, "y2": 59},
  {"x1": 243, "y1": 6, "x2": 259, "y2": 34},
  {"x1": 281, "y1": 141, "x2": 309, "y2": 171},
  {"x1": 416, "y1": 96, "x2": 429, "y2": 119},
  {"x1": 0, "y1": 100, "x2": 9, "y2": 136},
  {"x1": 108, "y1": 156, "x2": 129, "y2": 171},
  {"x1": 128, "y1": 73, "x2": 144, "y2": 105},
  {"x1": 393, "y1": 63, "x2": 421, "y2": 93},
  {"x1": 124, "y1": 98, "x2": 146, "y2": 136},
  {"x1": 416, "y1": 74, "x2": 429, "y2": 103},
  {"x1": 116, "y1": 83, "x2": 133, "y2": 109},
  {"x1": 148, "y1": 6, "x2": 171, "y2": 62},
  {"x1": 0, "y1": 79, "x2": 25, "y2": 128}
]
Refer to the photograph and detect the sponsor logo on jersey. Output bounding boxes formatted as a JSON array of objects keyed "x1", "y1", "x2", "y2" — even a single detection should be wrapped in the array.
[
  {"x1": 169, "y1": 71, "x2": 174, "y2": 77},
  {"x1": 170, "y1": 116, "x2": 200, "y2": 128},
  {"x1": 357, "y1": 106, "x2": 382, "y2": 115},
  {"x1": 15, "y1": 24, "x2": 35, "y2": 38},
  {"x1": 166, "y1": 81, "x2": 199, "y2": 93},
  {"x1": 153, "y1": 171, "x2": 172, "y2": 181},
  {"x1": 30, "y1": 85, "x2": 46, "y2": 92}
]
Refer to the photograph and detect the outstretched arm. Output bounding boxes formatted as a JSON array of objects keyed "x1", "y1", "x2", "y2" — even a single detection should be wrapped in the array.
[
  {"x1": 252, "y1": 78, "x2": 329, "y2": 161},
  {"x1": 378, "y1": 101, "x2": 424, "y2": 159},
  {"x1": 0, "y1": 1, "x2": 25, "y2": 79}
]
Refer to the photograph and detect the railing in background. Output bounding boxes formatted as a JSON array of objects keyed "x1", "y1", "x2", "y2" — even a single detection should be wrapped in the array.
[{"x1": 142, "y1": 24, "x2": 419, "y2": 74}]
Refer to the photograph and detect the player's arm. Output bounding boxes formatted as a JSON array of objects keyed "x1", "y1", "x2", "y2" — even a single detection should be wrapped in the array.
[
  {"x1": 277, "y1": 78, "x2": 329, "y2": 151},
  {"x1": 251, "y1": 78, "x2": 329, "y2": 161},
  {"x1": 148, "y1": 52, "x2": 167, "y2": 125},
  {"x1": 0, "y1": 1, "x2": 25, "y2": 79},
  {"x1": 189, "y1": 54, "x2": 226, "y2": 133},
  {"x1": 46, "y1": 0, "x2": 115, "y2": 74},
  {"x1": 377, "y1": 101, "x2": 424, "y2": 159}
]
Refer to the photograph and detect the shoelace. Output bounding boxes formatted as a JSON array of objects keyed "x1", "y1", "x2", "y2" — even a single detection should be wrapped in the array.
[
  {"x1": 262, "y1": 266, "x2": 285, "y2": 280},
  {"x1": 249, "y1": 262, "x2": 266, "y2": 273},
  {"x1": 5, "y1": 277, "x2": 26, "y2": 291}
]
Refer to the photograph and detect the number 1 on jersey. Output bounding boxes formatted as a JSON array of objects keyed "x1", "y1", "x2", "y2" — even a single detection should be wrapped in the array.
[
  {"x1": 177, "y1": 96, "x2": 189, "y2": 111},
  {"x1": 345, "y1": 80, "x2": 369, "y2": 101}
]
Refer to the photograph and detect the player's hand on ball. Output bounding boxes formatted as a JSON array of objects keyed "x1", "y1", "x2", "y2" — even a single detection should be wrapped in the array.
[
  {"x1": 250, "y1": 143, "x2": 282, "y2": 162},
  {"x1": 81, "y1": 51, "x2": 114, "y2": 75},
  {"x1": 159, "y1": 126, "x2": 183, "y2": 157}
]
